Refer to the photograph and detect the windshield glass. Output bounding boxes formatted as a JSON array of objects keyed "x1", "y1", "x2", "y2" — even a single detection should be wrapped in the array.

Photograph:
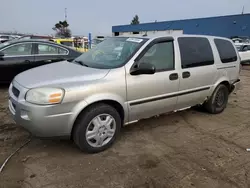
[{"x1": 73, "y1": 37, "x2": 148, "y2": 69}]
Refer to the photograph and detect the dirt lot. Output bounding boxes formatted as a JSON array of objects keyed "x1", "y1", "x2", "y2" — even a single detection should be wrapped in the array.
[{"x1": 1, "y1": 68, "x2": 250, "y2": 188}]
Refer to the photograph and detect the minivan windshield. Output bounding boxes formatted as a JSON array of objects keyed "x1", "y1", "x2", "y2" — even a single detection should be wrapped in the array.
[{"x1": 73, "y1": 37, "x2": 148, "y2": 69}]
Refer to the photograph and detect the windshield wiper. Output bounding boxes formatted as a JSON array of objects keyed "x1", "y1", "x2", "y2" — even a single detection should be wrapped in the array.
[{"x1": 74, "y1": 60, "x2": 89, "y2": 67}]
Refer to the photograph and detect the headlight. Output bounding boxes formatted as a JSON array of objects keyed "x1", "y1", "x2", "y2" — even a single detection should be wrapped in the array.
[{"x1": 25, "y1": 88, "x2": 65, "y2": 105}]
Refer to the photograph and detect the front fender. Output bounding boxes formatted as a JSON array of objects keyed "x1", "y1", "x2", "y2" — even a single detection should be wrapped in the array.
[
  {"x1": 68, "y1": 93, "x2": 128, "y2": 132},
  {"x1": 84, "y1": 93, "x2": 128, "y2": 121},
  {"x1": 84, "y1": 93, "x2": 126, "y2": 106}
]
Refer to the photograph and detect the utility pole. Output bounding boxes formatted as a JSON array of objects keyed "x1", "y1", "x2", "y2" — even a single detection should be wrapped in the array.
[{"x1": 65, "y1": 8, "x2": 67, "y2": 21}]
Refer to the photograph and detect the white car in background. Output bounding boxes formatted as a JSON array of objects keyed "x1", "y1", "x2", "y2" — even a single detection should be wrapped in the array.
[{"x1": 238, "y1": 43, "x2": 250, "y2": 64}]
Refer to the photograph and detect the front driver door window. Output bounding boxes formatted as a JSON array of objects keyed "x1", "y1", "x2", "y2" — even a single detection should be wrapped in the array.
[
  {"x1": 2, "y1": 43, "x2": 32, "y2": 56},
  {"x1": 137, "y1": 41, "x2": 174, "y2": 71}
]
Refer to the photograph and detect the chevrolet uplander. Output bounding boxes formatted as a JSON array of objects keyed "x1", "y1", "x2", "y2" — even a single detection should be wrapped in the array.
[{"x1": 8, "y1": 35, "x2": 241, "y2": 153}]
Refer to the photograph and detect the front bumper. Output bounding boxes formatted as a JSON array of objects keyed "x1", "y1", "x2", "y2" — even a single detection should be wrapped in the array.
[{"x1": 8, "y1": 81, "x2": 75, "y2": 138}]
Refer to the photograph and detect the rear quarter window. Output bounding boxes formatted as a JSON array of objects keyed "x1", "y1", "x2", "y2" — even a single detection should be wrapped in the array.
[
  {"x1": 214, "y1": 39, "x2": 237, "y2": 63},
  {"x1": 178, "y1": 37, "x2": 214, "y2": 69}
]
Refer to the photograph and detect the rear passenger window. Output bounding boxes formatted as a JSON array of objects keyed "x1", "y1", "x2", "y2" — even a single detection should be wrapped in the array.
[
  {"x1": 178, "y1": 37, "x2": 214, "y2": 69},
  {"x1": 214, "y1": 39, "x2": 237, "y2": 63}
]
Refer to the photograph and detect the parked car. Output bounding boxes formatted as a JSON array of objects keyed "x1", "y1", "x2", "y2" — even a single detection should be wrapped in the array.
[
  {"x1": 52, "y1": 38, "x2": 88, "y2": 53},
  {"x1": 8, "y1": 35, "x2": 241, "y2": 153},
  {"x1": 237, "y1": 43, "x2": 250, "y2": 64},
  {"x1": 0, "y1": 35, "x2": 16, "y2": 43},
  {"x1": 0, "y1": 39, "x2": 82, "y2": 83}
]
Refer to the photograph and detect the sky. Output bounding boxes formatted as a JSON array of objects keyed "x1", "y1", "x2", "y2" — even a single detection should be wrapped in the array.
[{"x1": 1, "y1": 0, "x2": 250, "y2": 36}]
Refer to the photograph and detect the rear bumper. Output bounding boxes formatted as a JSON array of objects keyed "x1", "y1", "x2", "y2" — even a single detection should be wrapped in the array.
[{"x1": 231, "y1": 79, "x2": 241, "y2": 93}]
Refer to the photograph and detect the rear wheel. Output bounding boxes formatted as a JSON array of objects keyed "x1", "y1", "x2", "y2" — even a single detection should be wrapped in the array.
[
  {"x1": 204, "y1": 84, "x2": 229, "y2": 114},
  {"x1": 73, "y1": 103, "x2": 121, "y2": 153}
]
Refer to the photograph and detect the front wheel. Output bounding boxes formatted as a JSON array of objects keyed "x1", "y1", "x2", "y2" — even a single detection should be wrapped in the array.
[
  {"x1": 204, "y1": 84, "x2": 229, "y2": 114},
  {"x1": 73, "y1": 103, "x2": 121, "y2": 153}
]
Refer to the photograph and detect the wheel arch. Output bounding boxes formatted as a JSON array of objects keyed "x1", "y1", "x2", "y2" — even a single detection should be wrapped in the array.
[
  {"x1": 219, "y1": 80, "x2": 231, "y2": 92},
  {"x1": 69, "y1": 95, "x2": 127, "y2": 139},
  {"x1": 210, "y1": 77, "x2": 231, "y2": 96}
]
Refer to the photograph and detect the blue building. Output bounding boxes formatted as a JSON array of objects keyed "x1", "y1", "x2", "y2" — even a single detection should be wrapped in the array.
[{"x1": 112, "y1": 13, "x2": 250, "y2": 38}]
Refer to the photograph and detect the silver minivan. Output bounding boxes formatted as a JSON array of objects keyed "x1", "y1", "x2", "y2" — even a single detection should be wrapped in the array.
[{"x1": 8, "y1": 35, "x2": 241, "y2": 153}]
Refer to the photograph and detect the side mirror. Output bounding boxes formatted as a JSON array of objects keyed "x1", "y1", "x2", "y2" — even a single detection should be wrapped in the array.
[
  {"x1": 130, "y1": 62, "x2": 156, "y2": 75},
  {"x1": 0, "y1": 51, "x2": 4, "y2": 57}
]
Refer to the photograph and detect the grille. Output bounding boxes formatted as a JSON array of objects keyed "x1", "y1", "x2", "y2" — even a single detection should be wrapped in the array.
[{"x1": 12, "y1": 86, "x2": 20, "y2": 98}]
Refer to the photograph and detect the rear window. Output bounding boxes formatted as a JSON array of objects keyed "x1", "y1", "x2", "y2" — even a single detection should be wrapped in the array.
[
  {"x1": 178, "y1": 37, "x2": 214, "y2": 69},
  {"x1": 214, "y1": 39, "x2": 237, "y2": 63}
]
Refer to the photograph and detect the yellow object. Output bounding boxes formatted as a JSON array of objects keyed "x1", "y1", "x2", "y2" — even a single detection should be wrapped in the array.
[{"x1": 52, "y1": 38, "x2": 88, "y2": 52}]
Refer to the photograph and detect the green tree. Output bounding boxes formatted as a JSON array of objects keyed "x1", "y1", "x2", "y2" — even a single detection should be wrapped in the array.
[
  {"x1": 131, "y1": 15, "x2": 140, "y2": 25},
  {"x1": 52, "y1": 20, "x2": 72, "y2": 38}
]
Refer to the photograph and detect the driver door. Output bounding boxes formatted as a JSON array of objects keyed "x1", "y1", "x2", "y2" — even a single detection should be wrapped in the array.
[{"x1": 126, "y1": 38, "x2": 180, "y2": 121}]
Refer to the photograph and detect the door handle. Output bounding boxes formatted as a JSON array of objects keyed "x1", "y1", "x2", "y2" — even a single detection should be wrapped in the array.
[
  {"x1": 182, "y1": 71, "x2": 190, "y2": 79},
  {"x1": 24, "y1": 60, "x2": 30, "y2": 63},
  {"x1": 44, "y1": 59, "x2": 52, "y2": 63},
  {"x1": 169, "y1": 73, "x2": 178, "y2": 81}
]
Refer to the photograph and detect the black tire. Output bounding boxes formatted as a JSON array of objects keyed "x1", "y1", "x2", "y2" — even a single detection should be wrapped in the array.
[
  {"x1": 204, "y1": 84, "x2": 229, "y2": 114},
  {"x1": 73, "y1": 103, "x2": 121, "y2": 153}
]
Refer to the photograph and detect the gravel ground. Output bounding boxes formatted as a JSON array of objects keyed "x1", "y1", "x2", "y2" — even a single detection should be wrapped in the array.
[{"x1": 1, "y1": 67, "x2": 250, "y2": 188}]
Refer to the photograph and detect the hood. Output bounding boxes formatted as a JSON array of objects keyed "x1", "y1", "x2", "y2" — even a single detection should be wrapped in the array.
[{"x1": 14, "y1": 61, "x2": 110, "y2": 88}]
